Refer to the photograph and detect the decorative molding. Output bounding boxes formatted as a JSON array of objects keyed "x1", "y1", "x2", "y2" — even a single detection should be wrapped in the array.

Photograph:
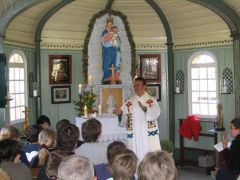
[
  {"x1": 4, "y1": 38, "x2": 35, "y2": 48},
  {"x1": 40, "y1": 42, "x2": 83, "y2": 50},
  {"x1": 136, "y1": 44, "x2": 167, "y2": 49}
]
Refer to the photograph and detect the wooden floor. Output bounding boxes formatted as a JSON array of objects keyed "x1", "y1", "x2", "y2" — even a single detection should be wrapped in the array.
[{"x1": 178, "y1": 166, "x2": 213, "y2": 180}]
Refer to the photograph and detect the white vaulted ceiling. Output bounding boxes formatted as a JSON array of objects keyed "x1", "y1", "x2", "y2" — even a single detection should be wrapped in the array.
[{"x1": 3, "y1": 0, "x2": 240, "y2": 49}]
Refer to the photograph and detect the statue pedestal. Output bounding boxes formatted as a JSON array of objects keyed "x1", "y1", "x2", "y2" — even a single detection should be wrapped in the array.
[{"x1": 91, "y1": 84, "x2": 132, "y2": 115}]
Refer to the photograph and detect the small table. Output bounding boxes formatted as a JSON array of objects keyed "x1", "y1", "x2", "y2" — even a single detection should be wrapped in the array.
[{"x1": 75, "y1": 116, "x2": 127, "y2": 144}]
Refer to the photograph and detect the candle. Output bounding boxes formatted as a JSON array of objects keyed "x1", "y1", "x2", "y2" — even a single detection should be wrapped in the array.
[
  {"x1": 78, "y1": 84, "x2": 82, "y2": 94},
  {"x1": 84, "y1": 105, "x2": 88, "y2": 117},
  {"x1": 98, "y1": 105, "x2": 102, "y2": 116},
  {"x1": 88, "y1": 75, "x2": 92, "y2": 86}
]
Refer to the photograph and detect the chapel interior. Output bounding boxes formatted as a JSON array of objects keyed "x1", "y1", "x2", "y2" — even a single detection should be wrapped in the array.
[{"x1": 0, "y1": 0, "x2": 240, "y2": 179}]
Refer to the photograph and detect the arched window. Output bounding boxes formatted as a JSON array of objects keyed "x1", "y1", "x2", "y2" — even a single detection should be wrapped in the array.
[
  {"x1": 188, "y1": 52, "x2": 218, "y2": 117},
  {"x1": 8, "y1": 50, "x2": 27, "y2": 124}
]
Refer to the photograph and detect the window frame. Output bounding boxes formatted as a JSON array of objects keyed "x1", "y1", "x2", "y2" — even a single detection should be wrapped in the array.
[
  {"x1": 187, "y1": 51, "x2": 218, "y2": 119},
  {"x1": 7, "y1": 49, "x2": 28, "y2": 125}
]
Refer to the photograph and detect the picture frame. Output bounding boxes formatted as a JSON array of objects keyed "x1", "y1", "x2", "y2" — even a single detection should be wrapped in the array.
[
  {"x1": 146, "y1": 84, "x2": 161, "y2": 101},
  {"x1": 51, "y1": 86, "x2": 71, "y2": 104},
  {"x1": 49, "y1": 55, "x2": 72, "y2": 84},
  {"x1": 140, "y1": 54, "x2": 161, "y2": 82}
]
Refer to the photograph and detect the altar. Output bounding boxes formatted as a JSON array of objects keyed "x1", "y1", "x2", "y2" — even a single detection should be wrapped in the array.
[{"x1": 75, "y1": 116, "x2": 127, "y2": 144}]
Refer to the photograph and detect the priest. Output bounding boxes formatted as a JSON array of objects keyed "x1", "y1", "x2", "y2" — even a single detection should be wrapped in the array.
[{"x1": 114, "y1": 77, "x2": 161, "y2": 160}]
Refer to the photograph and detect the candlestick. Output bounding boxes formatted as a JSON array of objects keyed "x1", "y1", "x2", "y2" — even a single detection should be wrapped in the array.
[
  {"x1": 98, "y1": 105, "x2": 102, "y2": 116},
  {"x1": 84, "y1": 105, "x2": 88, "y2": 117},
  {"x1": 78, "y1": 84, "x2": 82, "y2": 94},
  {"x1": 88, "y1": 75, "x2": 92, "y2": 86}
]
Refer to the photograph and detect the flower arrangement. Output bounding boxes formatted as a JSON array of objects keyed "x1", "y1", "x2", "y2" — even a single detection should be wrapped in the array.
[{"x1": 73, "y1": 90, "x2": 97, "y2": 117}]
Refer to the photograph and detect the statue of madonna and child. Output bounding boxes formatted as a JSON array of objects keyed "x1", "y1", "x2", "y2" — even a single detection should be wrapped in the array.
[{"x1": 101, "y1": 16, "x2": 122, "y2": 84}]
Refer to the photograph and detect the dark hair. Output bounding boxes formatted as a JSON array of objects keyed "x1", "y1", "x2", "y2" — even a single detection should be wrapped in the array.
[
  {"x1": 135, "y1": 77, "x2": 146, "y2": 86},
  {"x1": 37, "y1": 115, "x2": 51, "y2": 126},
  {"x1": 0, "y1": 139, "x2": 22, "y2": 163},
  {"x1": 107, "y1": 141, "x2": 126, "y2": 162},
  {"x1": 81, "y1": 118, "x2": 101, "y2": 143},
  {"x1": 56, "y1": 119, "x2": 71, "y2": 130},
  {"x1": 57, "y1": 124, "x2": 79, "y2": 151},
  {"x1": 231, "y1": 118, "x2": 240, "y2": 129},
  {"x1": 25, "y1": 125, "x2": 41, "y2": 143}
]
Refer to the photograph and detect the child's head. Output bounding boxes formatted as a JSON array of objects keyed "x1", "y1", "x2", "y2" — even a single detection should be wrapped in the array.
[
  {"x1": 0, "y1": 139, "x2": 22, "y2": 163},
  {"x1": 230, "y1": 118, "x2": 240, "y2": 138},
  {"x1": 37, "y1": 115, "x2": 51, "y2": 129},
  {"x1": 138, "y1": 151, "x2": 177, "y2": 180},
  {"x1": 81, "y1": 118, "x2": 101, "y2": 143},
  {"x1": 109, "y1": 148, "x2": 137, "y2": 180},
  {"x1": 107, "y1": 141, "x2": 126, "y2": 163},
  {"x1": 56, "y1": 119, "x2": 71, "y2": 131},
  {"x1": 0, "y1": 126, "x2": 20, "y2": 141},
  {"x1": 111, "y1": 26, "x2": 118, "y2": 33},
  {"x1": 38, "y1": 129, "x2": 56, "y2": 149},
  {"x1": 25, "y1": 125, "x2": 41, "y2": 143}
]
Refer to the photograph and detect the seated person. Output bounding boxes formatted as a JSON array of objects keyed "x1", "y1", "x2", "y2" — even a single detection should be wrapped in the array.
[
  {"x1": 38, "y1": 124, "x2": 79, "y2": 180},
  {"x1": 216, "y1": 118, "x2": 240, "y2": 180},
  {"x1": 30, "y1": 129, "x2": 56, "y2": 167},
  {"x1": 107, "y1": 148, "x2": 137, "y2": 180},
  {"x1": 0, "y1": 139, "x2": 32, "y2": 180},
  {"x1": 37, "y1": 115, "x2": 51, "y2": 130},
  {"x1": 0, "y1": 126, "x2": 29, "y2": 166},
  {"x1": 23, "y1": 125, "x2": 41, "y2": 163},
  {"x1": 58, "y1": 155, "x2": 96, "y2": 180},
  {"x1": 94, "y1": 141, "x2": 127, "y2": 180},
  {"x1": 75, "y1": 118, "x2": 108, "y2": 165},
  {"x1": 138, "y1": 151, "x2": 177, "y2": 180}
]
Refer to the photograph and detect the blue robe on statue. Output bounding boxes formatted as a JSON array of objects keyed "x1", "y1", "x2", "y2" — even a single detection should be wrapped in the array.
[{"x1": 102, "y1": 29, "x2": 118, "y2": 81}]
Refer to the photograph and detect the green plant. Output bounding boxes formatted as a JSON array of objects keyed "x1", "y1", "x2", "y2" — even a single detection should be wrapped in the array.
[
  {"x1": 73, "y1": 91, "x2": 97, "y2": 117},
  {"x1": 160, "y1": 139, "x2": 174, "y2": 153}
]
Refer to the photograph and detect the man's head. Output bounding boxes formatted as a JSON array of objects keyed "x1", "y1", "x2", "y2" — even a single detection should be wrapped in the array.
[
  {"x1": 138, "y1": 151, "x2": 177, "y2": 180},
  {"x1": 37, "y1": 115, "x2": 51, "y2": 129},
  {"x1": 109, "y1": 148, "x2": 138, "y2": 180},
  {"x1": 58, "y1": 155, "x2": 96, "y2": 180},
  {"x1": 230, "y1": 118, "x2": 240, "y2": 138},
  {"x1": 107, "y1": 141, "x2": 126, "y2": 162},
  {"x1": 134, "y1": 77, "x2": 146, "y2": 96},
  {"x1": 81, "y1": 118, "x2": 101, "y2": 143},
  {"x1": 57, "y1": 123, "x2": 79, "y2": 151}
]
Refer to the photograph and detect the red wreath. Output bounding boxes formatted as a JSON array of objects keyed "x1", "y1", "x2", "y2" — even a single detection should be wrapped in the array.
[{"x1": 146, "y1": 99, "x2": 154, "y2": 107}]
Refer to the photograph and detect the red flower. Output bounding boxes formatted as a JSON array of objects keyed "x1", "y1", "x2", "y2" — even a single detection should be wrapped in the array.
[
  {"x1": 146, "y1": 99, "x2": 154, "y2": 107},
  {"x1": 126, "y1": 102, "x2": 132, "y2": 107}
]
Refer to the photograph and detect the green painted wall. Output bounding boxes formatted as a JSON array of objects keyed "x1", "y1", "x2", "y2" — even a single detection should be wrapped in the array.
[
  {"x1": 3, "y1": 44, "x2": 37, "y2": 127},
  {"x1": 40, "y1": 49, "x2": 83, "y2": 128},
  {"x1": 174, "y1": 46, "x2": 235, "y2": 149}
]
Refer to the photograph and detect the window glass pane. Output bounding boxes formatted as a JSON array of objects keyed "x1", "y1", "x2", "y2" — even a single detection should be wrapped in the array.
[
  {"x1": 10, "y1": 94, "x2": 15, "y2": 107},
  {"x1": 9, "y1": 68, "x2": 14, "y2": 80},
  {"x1": 208, "y1": 80, "x2": 216, "y2": 91},
  {"x1": 15, "y1": 81, "x2": 20, "y2": 93},
  {"x1": 192, "y1": 92, "x2": 199, "y2": 103},
  {"x1": 208, "y1": 92, "x2": 217, "y2": 103},
  {"x1": 208, "y1": 67, "x2": 215, "y2": 79},
  {"x1": 192, "y1": 80, "x2": 199, "y2": 91},
  {"x1": 192, "y1": 103, "x2": 200, "y2": 114},
  {"x1": 200, "y1": 68, "x2": 207, "y2": 79},
  {"x1": 200, "y1": 92, "x2": 208, "y2": 103},
  {"x1": 20, "y1": 94, "x2": 25, "y2": 106},
  {"x1": 10, "y1": 108, "x2": 16, "y2": 122},
  {"x1": 191, "y1": 68, "x2": 199, "y2": 79},
  {"x1": 200, "y1": 103, "x2": 208, "y2": 115},
  {"x1": 19, "y1": 68, "x2": 24, "y2": 80},
  {"x1": 15, "y1": 94, "x2": 20, "y2": 107},
  {"x1": 200, "y1": 80, "x2": 207, "y2": 91},
  {"x1": 192, "y1": 55, "x2": 215, "y2": 64},
  {"x1": 15, "y1": 107, "x2": 21, "y2": 120},
  {"x1": 209, "y1": 104, "x2": 217, "y2": 115},
  {"x1": 9, "y1": 81, "x2": 15, "y2": 93},
  {"x1": 19, "y1": 81, "x2": 24, "y2": 93},
  {"x1": 20, "y1": 106, "x2": 25, "y2": 119},
  {"x1": 14, "y1": 68, "x2": 20, "y2": 80}
]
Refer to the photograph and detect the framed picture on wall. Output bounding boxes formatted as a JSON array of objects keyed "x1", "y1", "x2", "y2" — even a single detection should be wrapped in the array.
[
  {"x1": 51, "y1": 86, "x2": 71, "y2": 104},
  {"x1": 49, "y1": 55, "x2": 72, "y2": 84},
  {"x1": 146, "y1": 84, "x2": 161, "y2": 101},
  {"x1": 140, "y1": 54, "x2": 161, "y2": 82}
]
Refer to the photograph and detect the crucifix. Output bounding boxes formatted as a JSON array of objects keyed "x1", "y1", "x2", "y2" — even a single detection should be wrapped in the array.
[
  {"x1": 109, "y1": 64, "x2": 116, "y2": 84},
  {"x1": 22, "y1": 106, "x2": 30, "y2": 134}
]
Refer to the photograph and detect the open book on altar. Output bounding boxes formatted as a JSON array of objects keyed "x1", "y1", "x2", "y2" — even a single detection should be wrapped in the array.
[{"x1": 214, "y1": 142, "x2": 231, "y2": 152}]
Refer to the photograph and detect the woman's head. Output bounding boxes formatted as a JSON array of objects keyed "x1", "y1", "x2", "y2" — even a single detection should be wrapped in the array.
[
  {"x1": 138, "y1": 151, "x2": 177, "y2": 180},
  {"x1": 0, "y1": 139, "x2": 22, "y2": 163},
  {"x1": 230, "y1": 118, "x2": 240, "y2": 138},
  {"x1": 0, "y1": 126, "x2": 20, "y2": 141}
]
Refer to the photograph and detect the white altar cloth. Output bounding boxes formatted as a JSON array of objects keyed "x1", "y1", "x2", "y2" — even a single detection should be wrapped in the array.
[{"x1": 75, "y1": 116, "x2": 127, "y2": 144}]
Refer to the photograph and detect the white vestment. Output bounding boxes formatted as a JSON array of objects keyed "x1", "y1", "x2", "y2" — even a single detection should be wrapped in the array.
[{"x1": 121, "y1": 93, "x2": 161, "y2": 161}]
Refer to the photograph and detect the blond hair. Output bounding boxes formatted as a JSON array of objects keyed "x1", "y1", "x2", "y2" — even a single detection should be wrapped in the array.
[
  {"x1": 38, "y1": 129, "x2": 56, "y2": 166},
  {"x1": 0, "y1": 126, "x2": 20, "y2": 140},
  {"x1": 0, "y1": 168, "x2": 10, "y2": 180},
  {"x1": 109, "y1": 148, "x2": 137, "y2": 180},
  {"x1": 138, "y1": 151, "x2": 177, "y2": 180}
]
